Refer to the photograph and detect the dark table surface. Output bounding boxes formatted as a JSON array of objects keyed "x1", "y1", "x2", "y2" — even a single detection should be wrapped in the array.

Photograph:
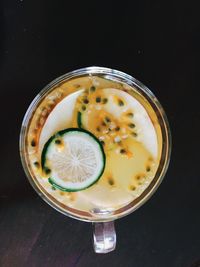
[{"x1": 1, "y1": 1, "x2": 200, "y2": 267}]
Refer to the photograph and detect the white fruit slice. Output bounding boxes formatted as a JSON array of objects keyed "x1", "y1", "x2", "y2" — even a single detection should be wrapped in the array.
[
  {"x1": 78, "y1": 88, "x2": 158, "y2": 158},
  {"x1": 39, "y1": 90, "x2": 83, "y2": 152},
  {"x1": 102, "y1": 88, "x2": 158, "y2": 158},
  {"x1": 41, "y1": 128, "x2": 105, "y2": 192}
]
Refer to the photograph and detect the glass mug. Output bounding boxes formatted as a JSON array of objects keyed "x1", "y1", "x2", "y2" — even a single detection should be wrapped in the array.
[{"x1": 19, "y1": 67, "x2": 171, "y2": 253}]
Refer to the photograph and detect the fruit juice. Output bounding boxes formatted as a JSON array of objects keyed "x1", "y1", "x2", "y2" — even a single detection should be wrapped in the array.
[{"x1": 25, "y1": 75, "x2": 162, "y2": 215}]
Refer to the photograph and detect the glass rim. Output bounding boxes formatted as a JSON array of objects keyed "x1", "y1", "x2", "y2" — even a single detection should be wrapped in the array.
[{"x1": 19, "y1": 66, "x2": 172, "y2": 222}]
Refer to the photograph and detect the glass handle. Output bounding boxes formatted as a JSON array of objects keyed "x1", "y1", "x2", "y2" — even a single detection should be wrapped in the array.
[{"x1": 92, "y1": 221, "x2": 116, "y2": 253}]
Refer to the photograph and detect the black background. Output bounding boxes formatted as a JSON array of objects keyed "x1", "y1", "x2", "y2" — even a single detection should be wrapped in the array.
[{"x1": 0, "y1": 1, "x2": 200, "y2": 267}]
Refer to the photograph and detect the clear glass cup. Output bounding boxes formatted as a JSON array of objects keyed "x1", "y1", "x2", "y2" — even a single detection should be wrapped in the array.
[{"x1": 19, "y1": 66, "x2": 171, "y2": 253}]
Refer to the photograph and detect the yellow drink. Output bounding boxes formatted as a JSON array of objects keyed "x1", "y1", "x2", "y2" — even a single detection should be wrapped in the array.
[{"x1": 26, "y1": 75, "x2": 162, "y2": 215}]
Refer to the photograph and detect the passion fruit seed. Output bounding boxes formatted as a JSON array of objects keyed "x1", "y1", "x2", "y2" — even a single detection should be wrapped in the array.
[
  {"x1": 102, "y1": 98, "x2": 108, "y2": 104},
  {"x1": 131, "y1": 132, "x2": 138, "y2": 137},
  {"x1": 128, "y1": 123, "x2": 135, "y2": 128},
  {"x1": 83, "y1": 99, "x2": 89, "y2": 104},
  {"x1": 130, "y1": 185, "x2": 136, "y2": 191},
  {"x1": 96, "y1": 127, "x2": 101, "y2": 132},
  {"x1": 82, "y1": 105, "x2": 86, "y2": 111},
  {"x1": 136, "y1": 175, "x2": 141, "y2": 180},
  {"x1": 31, "y1": 140, "x2": 36, "y2": 147},
  {"x1": 108, "y1": 177, "x2": 115, "y2": 185},
  {"x1": 115, "y1": 126, "x2": 120, "y2": 131},
  {"x1": 105, "y1": 117, "x2": 111, "y2": 123},
  {"x1": 127, "y1": 112, "x2": 134, "y2": 118},
  {"x1": 118, "y1": 99, "x2": 124, "y2": 106},
  {"x1": 34, "y1": 161, "x2": 40, "y2": 168},
  {"x1": 96, "y1": 97, "x2": 101, "y2": 103},
  {"x1": 120, "y1": 149, "x2": 126, "y2": 154},
  {"x1": 102, "y1": 121, "x2": 106, "y2": 126},
  {"x1": 146, "y1": 166, "x2": 151, "y2": 172},
  {"x1": 55, "y1": 139, "x2": 61, "y2": 144},
  {"x1": 90, "y1": 86, "x2": 96, "y2": 92},
  {"x1": 44, "y1": 167, "x2": 51, "y2": 175}
]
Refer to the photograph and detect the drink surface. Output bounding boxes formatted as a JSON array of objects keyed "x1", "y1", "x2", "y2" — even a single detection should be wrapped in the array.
[{"x1": 26, "y1": 75, "x2": 162, "y2": 217}]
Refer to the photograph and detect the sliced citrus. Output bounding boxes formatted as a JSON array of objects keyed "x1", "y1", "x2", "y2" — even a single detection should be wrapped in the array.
[{"x1": 41, "y1": 128, "x2": 106, "y2": 192}]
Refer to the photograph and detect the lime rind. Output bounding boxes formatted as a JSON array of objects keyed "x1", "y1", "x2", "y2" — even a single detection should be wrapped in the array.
[{"x1": 41, "y1": 128, "x2": 106, "y2": 192}]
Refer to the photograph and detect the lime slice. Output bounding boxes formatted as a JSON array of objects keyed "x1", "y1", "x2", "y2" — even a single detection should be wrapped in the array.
[{"x1": 41, "y1": 128, "x2": 106, "y2": 192}]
